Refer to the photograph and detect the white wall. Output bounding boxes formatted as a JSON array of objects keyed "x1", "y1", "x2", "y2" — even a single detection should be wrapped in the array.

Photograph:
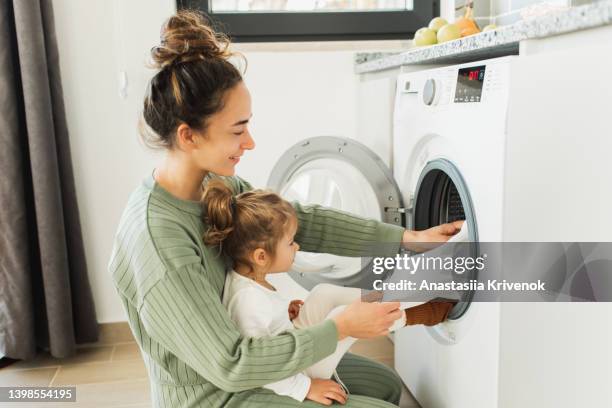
[
  {"x1": 239, "y1": 52, "x2": 358, "y2": 186},
  {"x1": 52, "y1": 0, "x2": 174, "y2": 324},
  {"x1": 52, "y1": 0, "x2": 374, "y2": 322}
]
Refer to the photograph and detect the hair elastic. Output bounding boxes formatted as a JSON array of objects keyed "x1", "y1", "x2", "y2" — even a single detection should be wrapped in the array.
[{"x1": 230, "y1": 196, "x2": 237, "y2": 216}]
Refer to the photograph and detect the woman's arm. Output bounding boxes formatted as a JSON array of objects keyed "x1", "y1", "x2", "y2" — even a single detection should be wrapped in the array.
[
  {"x1": 138, "y1": 263, "x2": 337, "y2": 393},
  {"x1": 292, "y1": 201, "x2": 405, "y2": 257}
]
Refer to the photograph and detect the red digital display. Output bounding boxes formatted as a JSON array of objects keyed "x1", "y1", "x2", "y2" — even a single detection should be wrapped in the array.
[{"x1": 455, "y1": 65, "x2": 486, "y2": 103}]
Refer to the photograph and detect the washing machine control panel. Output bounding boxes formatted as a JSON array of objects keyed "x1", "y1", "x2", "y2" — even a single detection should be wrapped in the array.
[
  {"x1": 454, "y1": 65, "x2": 486, "y2": 103},
  {"x1": 401, "y1": 58, "x2": 509, "y2": 109}
]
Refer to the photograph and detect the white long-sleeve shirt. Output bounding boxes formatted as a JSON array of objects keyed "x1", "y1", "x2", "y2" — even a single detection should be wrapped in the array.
[{"x1": 222, "y1": 270, "x2": 311, "y2": 401}]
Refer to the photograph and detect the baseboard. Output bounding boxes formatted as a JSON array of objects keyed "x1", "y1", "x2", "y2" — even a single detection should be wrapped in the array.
[{"x1": 78, "y1": 322, "x2": 135, "y2": 348}]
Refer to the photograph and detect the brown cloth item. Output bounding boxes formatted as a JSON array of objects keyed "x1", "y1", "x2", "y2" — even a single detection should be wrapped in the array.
[{"x1": 405, "y1": 299, "x2": 458, "y2": 326}]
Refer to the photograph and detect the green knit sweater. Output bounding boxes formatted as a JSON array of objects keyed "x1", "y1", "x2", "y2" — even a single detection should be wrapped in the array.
[{"x1": 108, "y1": 172, "x2": 404, "y2": 407}]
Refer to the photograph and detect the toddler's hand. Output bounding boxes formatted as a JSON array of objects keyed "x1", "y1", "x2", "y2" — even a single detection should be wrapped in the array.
[
  {"x1": 288, "y1": 299, "x2": 303, "y2": 321},
  {"x1": 306, "y1": 378, "x2": 347, "y2": 405}
]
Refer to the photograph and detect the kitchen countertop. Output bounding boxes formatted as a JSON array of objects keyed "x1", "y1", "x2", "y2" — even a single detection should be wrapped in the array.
[{"x1": 355, "y1": 0, "x2": 612, "y2": 73}]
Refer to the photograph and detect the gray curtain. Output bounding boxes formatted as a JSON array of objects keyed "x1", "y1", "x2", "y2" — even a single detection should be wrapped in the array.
[{"x1": 0, "y1": 0, "x2": 98, "y2": 360}]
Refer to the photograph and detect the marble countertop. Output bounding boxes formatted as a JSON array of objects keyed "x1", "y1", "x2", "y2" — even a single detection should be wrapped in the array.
[{"x1": 355, "y1": 0, "x2": 612, "y2": 73}]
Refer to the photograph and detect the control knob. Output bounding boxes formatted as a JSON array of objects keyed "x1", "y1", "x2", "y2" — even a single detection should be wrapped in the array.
[{"x1": 422, "y1": 78, "x2": 441, "y2": 106}]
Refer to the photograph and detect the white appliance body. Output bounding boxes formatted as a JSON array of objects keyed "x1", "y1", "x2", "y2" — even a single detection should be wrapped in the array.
[
  {"x1": 393, "y1": 56, "x2": 511, "y2": 408},
  {"x1": 393, "y1": 48, "x2": 612, "y2": 408}
]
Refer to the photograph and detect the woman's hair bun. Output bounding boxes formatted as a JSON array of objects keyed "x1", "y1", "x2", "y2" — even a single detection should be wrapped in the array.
[{"x1": 151, "y1": 10, "x2": 233, "y2": 69}]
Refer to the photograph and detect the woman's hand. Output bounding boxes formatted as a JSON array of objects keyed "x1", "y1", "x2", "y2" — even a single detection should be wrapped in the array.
[
  {"x1": 332, "y1": 300, "x2": 402, "y2": 340},
  {"x1": 288, "y1": 299, "x2": 303, "y2": 321},
  {"x1": 305, "y1": 378, "x2": 347, "y2": 405},
  {"x1": 402, "y1": 220, "x2": 464, "y2": 253}
]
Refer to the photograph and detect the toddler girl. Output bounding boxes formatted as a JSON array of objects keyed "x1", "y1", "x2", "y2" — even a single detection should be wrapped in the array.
[{"x1": 202, "y1": 179, "x2": 455, "y2": 405}]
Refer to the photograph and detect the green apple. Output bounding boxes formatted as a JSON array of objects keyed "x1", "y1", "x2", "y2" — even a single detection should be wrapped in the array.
[
  {"x1": 414, "y1": 27, "x2": 437, "y2": 46},
  {"x1": 428, "y1": 17, "x2": 448, "y2": 32},
  {"x1": 437, "y1": 23, "x2": 461, "y2": 43},
  {"x1": 482, "y1": 24, "x2": 498, "y2": 32}
]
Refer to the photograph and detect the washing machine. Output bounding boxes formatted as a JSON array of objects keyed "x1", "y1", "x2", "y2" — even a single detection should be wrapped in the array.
[
  {"x1": 393, "y1": 49, "x2": 612, "y2": 407},
  {"x1": 266, "y1": 135, "x2": 405, "y2": 297}
]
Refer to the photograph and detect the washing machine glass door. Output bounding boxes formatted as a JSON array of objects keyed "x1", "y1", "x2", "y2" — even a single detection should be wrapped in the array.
[{"x1": 268, "y1": 136, "x2": 403, "y2": 289}]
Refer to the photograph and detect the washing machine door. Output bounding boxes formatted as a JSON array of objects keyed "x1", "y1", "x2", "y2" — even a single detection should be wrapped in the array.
[
  {"x1": 267, "y1": 136, "x2": 403, "y2": 290},
  {"x1": 412, "y1": 158, "x2": 479, "y2": 321}
]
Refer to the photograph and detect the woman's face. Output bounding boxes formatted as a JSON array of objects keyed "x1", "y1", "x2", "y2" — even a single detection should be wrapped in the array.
[{"x1": 194, "y1": 81, "x2": 255, "y2": 176}]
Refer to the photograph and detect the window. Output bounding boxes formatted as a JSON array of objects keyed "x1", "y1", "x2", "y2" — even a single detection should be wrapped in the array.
[{"x1": 177, "y1": 0, "x2": 439, "y2": 42}]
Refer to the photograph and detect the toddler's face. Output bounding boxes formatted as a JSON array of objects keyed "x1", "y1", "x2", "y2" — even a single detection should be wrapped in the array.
[{"x1": 268, "y1": 220, "x2": 300, "y2": 273}]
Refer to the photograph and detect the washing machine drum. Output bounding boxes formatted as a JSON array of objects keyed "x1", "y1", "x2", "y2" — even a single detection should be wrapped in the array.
[{"x1": 267, "y1": 136, "x2": 403, "y2": 290}]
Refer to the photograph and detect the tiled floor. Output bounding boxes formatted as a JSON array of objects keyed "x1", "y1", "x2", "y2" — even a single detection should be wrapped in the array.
[{"x1": 0, "y1": 323, "x2": 420, "y2": 408}]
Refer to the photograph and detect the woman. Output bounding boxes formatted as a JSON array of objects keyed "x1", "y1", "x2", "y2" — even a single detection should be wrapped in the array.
[{"x1": 109, "y1": 11, "x2": 462, "y2": 408}]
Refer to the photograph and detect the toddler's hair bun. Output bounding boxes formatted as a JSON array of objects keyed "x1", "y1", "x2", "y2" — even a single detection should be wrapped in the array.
[{"x1": 151, "y1": 10, "x2": 232, "y2": 69}]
